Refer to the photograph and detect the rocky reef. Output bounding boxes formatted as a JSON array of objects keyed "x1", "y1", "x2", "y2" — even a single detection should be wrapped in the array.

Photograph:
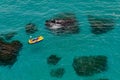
[
  {"x1": 88, "y1": 15, "x2": 114, "y2": 34},
  {"x1": 47, "y1": 55, "x2": 61, "y2": 65},
  {"x1": 45, "y1": 13, "x2": 79, "y2": 35},
  {"x1": 25, "y1": 23, "x2": 38, "y2": 34},
  {"x1": 50, "y1": 68, "x2": 65, "y2": 78},
  {"x1": 0, "y1": 38, "x2": 23, "y2": 66},
  {"x1": 72, "y1": 55, "x2": 107, "y2": 76},
  {"x1": 0, "y1": 32, "x2": 17, "y2": 40}
]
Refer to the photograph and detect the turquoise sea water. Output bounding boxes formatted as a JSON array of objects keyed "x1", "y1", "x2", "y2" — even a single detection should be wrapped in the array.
[{"x1": 0, "y1": 0, "x2": 120, "y2": 80}]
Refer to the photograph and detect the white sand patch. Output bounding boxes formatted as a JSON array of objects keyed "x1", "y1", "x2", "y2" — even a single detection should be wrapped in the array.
[{"x1": 50, "y1": 24, "x2": 63, "y2": 29}]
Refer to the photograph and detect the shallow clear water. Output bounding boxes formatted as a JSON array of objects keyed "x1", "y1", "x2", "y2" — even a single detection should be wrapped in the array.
[{"x1": 0, "y1": 0, "x2": 120, "y2": 80}]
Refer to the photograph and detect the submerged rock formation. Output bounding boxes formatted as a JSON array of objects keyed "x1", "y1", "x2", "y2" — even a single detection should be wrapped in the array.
[
  {"x1": 88, "y1": 15, "x2": 115, "y2": 34},
  {"x1": 45, "y1": 13, "x2": 79, "y2": 35},
  {"x1": 0, "y1": 32, "x2": 17, "y2": 40},
  {"x1": 72, "y1": 55, "x2": 107, "y2": 76},
  {"x1": 50, "y1": 68, "x2": 65, "y2": 78},
  {"x1": 47, "y1": 55, "x2": 61, "y2": 65},
  {"x1": 25, "y1": 23, "x2": 38, "y2": 34},
  {"x1": 0, "y1": 38, "x2": 23, "y2": 66}
]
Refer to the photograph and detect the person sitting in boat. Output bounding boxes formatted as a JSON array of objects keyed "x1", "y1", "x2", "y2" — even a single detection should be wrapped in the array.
[{"x1": 32, "y1": 37, "x2": 38, "y2": 41}]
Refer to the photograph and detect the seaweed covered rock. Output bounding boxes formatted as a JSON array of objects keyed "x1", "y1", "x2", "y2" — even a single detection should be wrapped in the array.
[
  {"x1": 0, "y1": 32, "x2": 17, "y2": 40},
  {"x1": 50, "y1": 68, "x2": 65, "y2": 78},
  {"x1": 47, "y1": 55, "x2": 61, "y2": 65},
  {"x1": 0, "y1": 38, "x2": 23, "y2": 66},
  {"x1": 45, "y1": 13, "x2": 79, "y2": 35},
  {"x1": 72, "y1": 55, "x2": 107, "y2": 76},
  {"x1": 88, "y1": 15, "x2": 115, "y2": 34},
  {"x1": 25, "y1": 23, "x2": 38, "y2": 34}
]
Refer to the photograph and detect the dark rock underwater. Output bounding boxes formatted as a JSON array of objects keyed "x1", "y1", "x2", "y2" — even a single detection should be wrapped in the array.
[
  {"x1": 47, "y1": 54, "x2": 61, "y2": 65},
  {"x1": 45, "y1": 13, "x2": 79, "y2": 35},
  {"x1": 0, "y1": 32, "x2": 17, "y2": 40},
  {"x1": 0, "y1": 38, "x2": 23, "y2": 66},
  {"x1": 72, "y1": 55, "x2": 107, "y2": 76},
  {"x1": 25, "y1": 23, "x2": 38, "y2": 34},
  {"x1": 88, "y1": 15, "x2": 115, "y2": 34}
]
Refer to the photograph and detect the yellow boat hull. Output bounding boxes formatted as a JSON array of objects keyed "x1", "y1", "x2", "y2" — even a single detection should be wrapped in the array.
[{"x1": 28, "y1": 36, "x2": 44, "y2": 44}]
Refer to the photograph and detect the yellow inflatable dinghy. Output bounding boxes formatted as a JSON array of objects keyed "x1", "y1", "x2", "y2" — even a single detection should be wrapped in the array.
[{"x1": 28, "y1": 36, "x2": 44, "y2": 44}]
